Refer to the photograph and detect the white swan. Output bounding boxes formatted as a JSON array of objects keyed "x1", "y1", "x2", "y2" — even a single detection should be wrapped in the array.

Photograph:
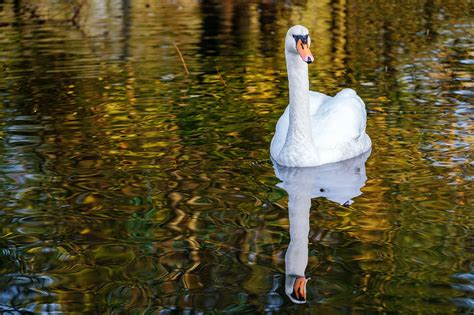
[
  {"x1": 277, "y1": 151, "x2": 371, "y2": 303},
  {"x1": 270, "y1": 25, "x2": 371, "y2": 167}
]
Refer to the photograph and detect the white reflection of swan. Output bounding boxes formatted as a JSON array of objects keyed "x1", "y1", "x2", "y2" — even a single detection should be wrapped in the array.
[{"x1": 273, "y1": 150, "x2": 371, "y2": 303}]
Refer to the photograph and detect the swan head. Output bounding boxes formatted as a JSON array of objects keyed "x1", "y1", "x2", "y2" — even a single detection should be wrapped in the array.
[
  {"x1": 285, "y1": 25, "x2": 314, "y2": 64},
  {"x1": 285, "y1": 275, "x2": 310, "y2": 304}
]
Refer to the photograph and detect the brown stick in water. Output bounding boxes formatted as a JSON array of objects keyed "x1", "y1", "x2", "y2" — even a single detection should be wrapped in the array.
[
  {"x1": 173, "y1": 43, "x2": 190, "y2": 75},
  {"x1": 216, "y1": 67, "x2": 227, "y2": 86}
]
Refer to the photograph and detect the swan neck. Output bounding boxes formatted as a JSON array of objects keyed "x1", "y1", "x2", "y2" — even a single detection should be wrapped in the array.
[
  {"x1": 287, "y1": 54, "x2": 309, "y2": 106},
  {"x1": 285, "y1": 52, "x2": 313, "y2": 146}
]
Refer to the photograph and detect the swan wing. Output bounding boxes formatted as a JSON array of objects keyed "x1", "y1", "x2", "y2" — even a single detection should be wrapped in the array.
[
  {"x1": 311, "y1": 88, "x2": 368, "y2": 149},
  {"x1": 309, "y1": 91, "x2": 331, "y2": 115}
]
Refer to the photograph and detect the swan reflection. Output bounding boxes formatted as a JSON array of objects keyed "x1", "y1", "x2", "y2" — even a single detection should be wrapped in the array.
[{"x1": 273, "y1": 150, "x2": 370, "y2": 303}]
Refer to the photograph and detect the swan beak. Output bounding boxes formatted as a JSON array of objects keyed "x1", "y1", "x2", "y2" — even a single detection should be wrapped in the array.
[
  {"x1": 291, "y1": 276, "x2": 310, "y2": 302},
  {"x1": 297, "y1": 40, "x2": 314, "y2": 64}
]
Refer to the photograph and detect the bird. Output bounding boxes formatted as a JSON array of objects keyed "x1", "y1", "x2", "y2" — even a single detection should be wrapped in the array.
[{"x1": 270, "y1": 25, "x2": 371, "y2": 167}]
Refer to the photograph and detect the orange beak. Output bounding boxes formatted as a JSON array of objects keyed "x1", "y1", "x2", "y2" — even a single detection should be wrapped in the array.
[
  {"x1": 296, "y1": 39, "x2": 314, "y2": 64},
  {"x1": 292, "y1": 276, "x2": 309, "y2": 301}
]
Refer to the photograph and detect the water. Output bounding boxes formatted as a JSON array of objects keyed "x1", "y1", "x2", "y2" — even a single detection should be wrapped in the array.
[{"x1": 0, "y1": 0, "x2": 472, "y2": 313}]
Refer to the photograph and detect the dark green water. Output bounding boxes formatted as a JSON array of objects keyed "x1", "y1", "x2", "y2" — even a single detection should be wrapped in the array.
[{"x1": 0, "y1": 1, "x2": 472, "y2": 313}]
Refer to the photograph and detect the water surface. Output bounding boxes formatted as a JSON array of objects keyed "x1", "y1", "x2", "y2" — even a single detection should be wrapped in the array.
[{"x1": 0, "y1": 0, "x2": 472, "y2": 313}]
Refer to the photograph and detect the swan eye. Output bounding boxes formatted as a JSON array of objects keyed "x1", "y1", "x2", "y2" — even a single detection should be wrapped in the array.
[{"x1": 292, "y1": 34, "x2": 309, "y2": 46}]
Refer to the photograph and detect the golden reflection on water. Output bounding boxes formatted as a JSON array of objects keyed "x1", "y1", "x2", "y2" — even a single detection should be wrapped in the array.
[{"x1": 0, "y1": 0, "x2": 472, "y2": 313}]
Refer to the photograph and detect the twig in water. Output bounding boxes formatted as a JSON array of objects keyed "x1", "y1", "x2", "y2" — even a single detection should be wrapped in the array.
[
  {"x1": 216, "y1": 67, "x2": 227, "y2": 87},
  {"x1": 173, "y1": 43, "x2": 190, "y2": 75},
  {"x1": 71, "y1": 0, "x2": 86, "y2": 27}
]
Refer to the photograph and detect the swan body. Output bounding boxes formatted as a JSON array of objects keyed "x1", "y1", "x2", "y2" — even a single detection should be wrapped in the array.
[{"x1": 270, "y1": 25, "x2": 371, "y2": 167}]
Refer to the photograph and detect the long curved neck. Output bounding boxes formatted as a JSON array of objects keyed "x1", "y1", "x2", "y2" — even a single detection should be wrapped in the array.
[{"x1": 285, "y1": 52, "x2": 313, "y2": 148}]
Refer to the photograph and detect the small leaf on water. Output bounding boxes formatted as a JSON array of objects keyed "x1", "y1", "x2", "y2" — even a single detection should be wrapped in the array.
[{"x1": 80, "y1": 228, "x2": 91, "y2": 235}]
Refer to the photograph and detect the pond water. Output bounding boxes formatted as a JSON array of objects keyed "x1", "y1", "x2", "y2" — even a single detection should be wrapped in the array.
[{"x1": 0, "y1": 0, "x2": 472, "y2": 313}]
